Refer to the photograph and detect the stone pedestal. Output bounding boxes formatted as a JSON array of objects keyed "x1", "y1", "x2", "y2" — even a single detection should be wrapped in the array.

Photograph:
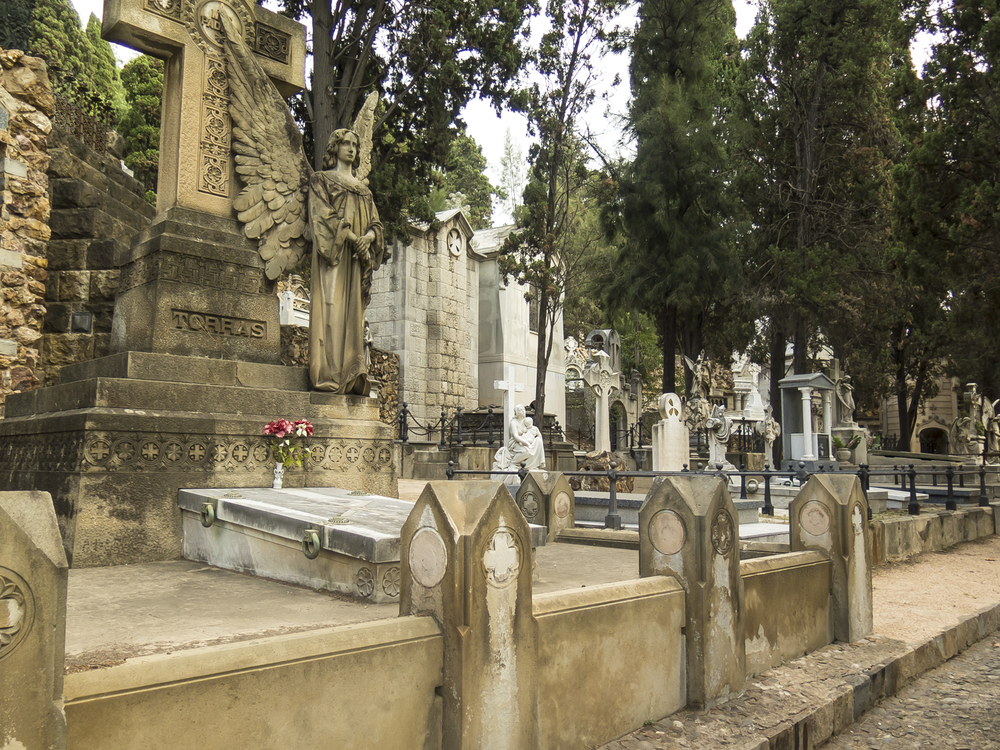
[
  {"x1": 790, "y1": 474, "x2": 873, "y2": 642},
  {"x1": 400, "y1": 481, "x2": 539, "y2": 749},
  {"x1": 0, "y1": 351, "x2": 397, "y2": 567},
  {"x1": 110, "y1": 208, "x2": 281, "y2": 363},
  {"x1": 517, "y1": 470, "x2": 575, "y2": 542},
  {"x1": 639, "y1": 475, "x2": 746, "y2": 708},
  {"x1": 652, "y1": 393, "x2": 689, "y2": 471},
  {"x1": 0, "y1": 491, "x2": 68, "y2": 750}
]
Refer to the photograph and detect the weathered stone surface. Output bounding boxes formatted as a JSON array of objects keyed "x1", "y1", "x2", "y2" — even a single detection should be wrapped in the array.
[
  {"x1": 0, "y1": 490, "x2": 68, "y2": 750},
  {"x1": 639, "y1": 474, "x2": 746, "y2": 708},
  {"x1": 0, "y1": 51, "x2": 51, "y2": 415},
  {"x1": 790, "y1": 474, "x2": 873, "y2": 643},
  {"x1": 570, "y1": 450, "x2": 634, "y2": 492},
  {"x1": 401, "y1": 481, "x2": 539, "y2": 748},
  {"x1": 517, "y1": 469, "x2": 575, "y2": 542}
]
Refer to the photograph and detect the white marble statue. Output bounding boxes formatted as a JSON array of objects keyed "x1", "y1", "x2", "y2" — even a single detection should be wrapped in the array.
[
  {"x1": 492, "y1": 404, "x2": 546, "y2": 482},
  {"x1": 705, "y1": 403, "x2": 734, "y2": 469}
]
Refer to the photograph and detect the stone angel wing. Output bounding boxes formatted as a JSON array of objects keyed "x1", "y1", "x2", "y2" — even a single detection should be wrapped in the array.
[
  {"x1": 352, "y1": 91, "x2": 378, "y2": 184},
  {"x1": 220, "y1": 14, "x2": 312, "y2": 280}
]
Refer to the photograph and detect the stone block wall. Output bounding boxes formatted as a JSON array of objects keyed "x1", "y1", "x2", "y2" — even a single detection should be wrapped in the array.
[
  {"x1": 40, "y1": 127, "x2": 154, "y2": 384},
  {"x1": 369, "y1": 214, "x2": 479, "y2": 425},
  {"x1": 0, "y1": 50, "x2": 53, "y2": 418}
]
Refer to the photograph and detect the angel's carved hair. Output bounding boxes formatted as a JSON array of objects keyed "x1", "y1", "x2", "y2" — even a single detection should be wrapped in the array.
[{"x1": 322, "y1": 129, "x2": 361, "y2": 171}]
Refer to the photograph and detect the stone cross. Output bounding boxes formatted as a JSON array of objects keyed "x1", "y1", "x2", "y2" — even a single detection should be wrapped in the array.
[
  {"x1": 102, "y1": 0, "x2": 306, "y2": 217},
  {"x1": 494, "y1": 364, "x2": 524, "y2": 446},
  {"x1": 583, "y1": 350, "x2": 621, "y2": 454}
]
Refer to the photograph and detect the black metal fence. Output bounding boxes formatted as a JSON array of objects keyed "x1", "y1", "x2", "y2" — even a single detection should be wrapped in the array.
[
  {"x1": 444, "y1": 458, "x2": 997, "y2": 530},
  {"x1": 397, "y1": 403, "x2": 565, "y2": 449}
]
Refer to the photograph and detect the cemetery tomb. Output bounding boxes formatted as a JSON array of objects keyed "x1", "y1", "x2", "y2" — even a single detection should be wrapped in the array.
[{"x1": 179, "y1": 486, "x2": 547, "y2": 603}]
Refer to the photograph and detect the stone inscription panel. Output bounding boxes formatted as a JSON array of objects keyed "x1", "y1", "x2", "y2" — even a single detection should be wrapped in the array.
[{"x1": 172, "y1": 309, "x2": 266, "y2": 338}]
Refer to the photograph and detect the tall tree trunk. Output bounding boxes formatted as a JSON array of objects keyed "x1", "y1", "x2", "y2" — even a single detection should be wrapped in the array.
[
  {"x1": 660, "y1": 306, "x2": 677, "y2": 394},
  {"x1": 891, "y1": 323, "x2": 909, "y2": 451},
  {"x1": 312, "y1": 0, "x2": 334, "y2": 170},
  {"x1": 534, "y1": 284, "x2": 549, "y2": 426}
]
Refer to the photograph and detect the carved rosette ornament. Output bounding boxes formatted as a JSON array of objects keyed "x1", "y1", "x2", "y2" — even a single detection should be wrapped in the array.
[
  {"x1": 711, "y1": 510, "x2": 734, "y2": 556},
  {"x1": 381, "y1": 566, "x2": 400, "y2": 598},
  {"x1": 355, "y1": 566, "x2": 375, "y2": 598},
  {"x1": 0, "y1": 569, "x2": 33, "y2": 660},
  {"x1": 519, "y1": 491, "x2": 539, "y2": 521}
]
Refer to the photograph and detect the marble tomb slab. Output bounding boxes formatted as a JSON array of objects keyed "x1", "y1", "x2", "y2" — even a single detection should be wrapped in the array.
[{"x1": 179, "y1": 486, "x2": 546, "y2": 603}]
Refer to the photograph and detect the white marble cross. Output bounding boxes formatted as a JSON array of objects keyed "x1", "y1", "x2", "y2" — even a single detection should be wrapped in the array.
[
  {"x1": 494, "y1": 365, "x2": 524, "y2": 446},
  {"x1": 583, "y1": 350, "x2": 621, "y2": 454}
]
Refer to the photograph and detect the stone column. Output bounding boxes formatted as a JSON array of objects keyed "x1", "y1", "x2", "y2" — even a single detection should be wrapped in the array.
[
  {"x1": 790, "y1": 474, "x2": 873, "y2": 642},
  {"x1": 400, "y1": 481, "x2": 539, "y2": 748},
  {"x1": 821, "y1": 390, "x2": 833, "y2": 436},
  {"x1": 0, "y1": 491, "x2": 68, "y2": 750},
  {"x1": 517, "y1": 470, "x2": 575, "y2": 543},
  {"x1": 638, "y1": 475, "x2": 746, "y2": 708},
  {"x1": 799, "y1": 387, "x2": 815, "y2": 460}
]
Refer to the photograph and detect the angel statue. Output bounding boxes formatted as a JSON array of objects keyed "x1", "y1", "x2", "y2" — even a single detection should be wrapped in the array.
[{"x1": 220, "y1": 16, "x2": 383, "y2": 395}]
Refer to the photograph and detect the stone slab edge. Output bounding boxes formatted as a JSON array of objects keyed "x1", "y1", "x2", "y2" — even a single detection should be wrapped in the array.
[{"x1": 739, "y1": 600, "x2": 1000, "y2": 750}]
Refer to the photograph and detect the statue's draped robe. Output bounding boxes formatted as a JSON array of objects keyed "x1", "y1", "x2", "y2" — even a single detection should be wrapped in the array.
[{"x1": 308, "y1": 170, "x2": 384, "y2": 394}]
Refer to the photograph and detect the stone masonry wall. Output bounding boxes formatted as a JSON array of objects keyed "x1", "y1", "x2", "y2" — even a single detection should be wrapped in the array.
[
  {"x1": 41, "y1": 127, "x2": 155, "y2": 384},
  {"x1": 0, "y1": 50, "x2": 53, "y2": 418}
]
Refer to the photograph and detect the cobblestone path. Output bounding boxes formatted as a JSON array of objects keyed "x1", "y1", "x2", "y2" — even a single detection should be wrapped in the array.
[{"x1": 819, "y1": 631, "x2": 1000, "y2": 750}]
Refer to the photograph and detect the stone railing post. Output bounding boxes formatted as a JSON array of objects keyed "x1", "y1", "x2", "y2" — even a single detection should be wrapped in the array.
[
  {"x1": 0, "y1": 491, "x2": 68, "y2": 750},
  {"x1": 400, "y1": 481, "x2": 539, "y2": 748},
  {"x1": 789, "y1": 474, "x2": 873, "y2": 642},
  {"x1": 516, "y1": 470, "x2": 575, "y2": 542},
  {"x1": 638, "y1": 475, "x2": 745, "y2": 708}
]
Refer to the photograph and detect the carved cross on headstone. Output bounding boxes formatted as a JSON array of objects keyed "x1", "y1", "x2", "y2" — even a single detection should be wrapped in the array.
[
  {"x1": 493, "y1": 364, "x2": 524, "y2": 447},
  {"x1": 583, "y1": 349, "x2": 621, "y2": 454},
  {"x1": 102, "y1": 0, "x2": 305, "y2": 217}
]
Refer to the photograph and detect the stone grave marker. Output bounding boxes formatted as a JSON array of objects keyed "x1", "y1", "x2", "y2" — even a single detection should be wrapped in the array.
[
  {"x1": 652, "y1": 392, "x2": 688, "y2": 471},
  {"x1": 400, "y1": 481, "x2": 539, "y2": 748},
  {"x1": 516, "y1": 470, "x2": 575, "y2": 542},
  {"x1": 790, "y1": 474, "x2": 873, "y2": 642},
  {"x1": 582, "y1": 349, "x2": 620, "y2": 454},
  {"x1": 0, "y1": 491, "x2": 69, "y2": 750},
  {"x1": 639, "y1": 475, "x2": 746, "y2": 708}
]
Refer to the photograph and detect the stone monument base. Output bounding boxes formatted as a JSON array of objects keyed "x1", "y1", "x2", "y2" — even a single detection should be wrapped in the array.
[{"x1": 0, "y1": 351, "x2": 398, "y2": 568}]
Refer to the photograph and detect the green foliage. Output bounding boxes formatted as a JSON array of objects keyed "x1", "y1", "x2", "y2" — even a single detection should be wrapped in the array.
[
  {"x1": 428, "y1": 130, "x2": 498, "y2": 229},
  {"x1": 85, "y1": 13, "x2": 126, "y2": 122},
  {"x1": 1, "y1": 0, "x2": 35, "y2": 51},
  {"x1": 894, "y1": 0, "x2": 1000, "y2": 398},
  {"x1": 731, "y1": 0, "x2": 905, "y2": 439},
  {"x1": 498, "y1": 127, "x2": 526, "y2": 221},
  {"x1": 29, "y1": 0, "x2": 90, "y2": 96},
  {"x1": 606, "y1": 0, "x2": 741, "y2": 393},
  {"x1": 117, "y1": 55, "x2": 164, "y2": 199},
  {"x1": 277, "y1": 0, "x2": 533, "y2": 243}
]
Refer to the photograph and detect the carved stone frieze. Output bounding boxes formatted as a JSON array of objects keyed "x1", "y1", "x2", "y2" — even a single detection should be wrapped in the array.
[
  {"x1": 254, "y1": 22, "x2": 290, "y2": 63},
  {"x1": 0, "y1": 431, "x2": 394, "y2": 475},
  {"x1": 118, "y1": 252, "x2": 266, "y2": 295}
]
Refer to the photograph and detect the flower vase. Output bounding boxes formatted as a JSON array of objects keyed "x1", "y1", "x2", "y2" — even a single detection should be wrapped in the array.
[{"x1": 272, "y1": 464, "x2": 285, "y2": 489}]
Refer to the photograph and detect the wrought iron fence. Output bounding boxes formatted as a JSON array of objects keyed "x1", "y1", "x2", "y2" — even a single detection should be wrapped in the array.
[{"x1": 443, "y1": 457, "x2": 996, "y2": 530}]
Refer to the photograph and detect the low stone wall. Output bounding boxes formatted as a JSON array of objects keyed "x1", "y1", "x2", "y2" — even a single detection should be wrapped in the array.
[
  {"x1": 870, "y1": 505, "x2": 997, "y2": 563},
  {"x1": 0, "y1": 50, "x2": 53, "y2": 417},
  {"x1": 534, "y1": 577, "x2": 686, "y2": 748},
  {"x1": 742, "y1": 551, "x2": 834, "y2": 676},
  {"x1": 65, "y1": 617, "x2": 443, "y2": 750}
]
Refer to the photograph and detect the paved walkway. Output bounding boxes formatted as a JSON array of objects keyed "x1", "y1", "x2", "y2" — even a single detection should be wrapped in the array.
[
  {"x1": 599, "y1": 535, "x2": 1000, "y2": 750},
  {"x1": 819, "y1": 634, "x2": 1000, "y2": 749}
]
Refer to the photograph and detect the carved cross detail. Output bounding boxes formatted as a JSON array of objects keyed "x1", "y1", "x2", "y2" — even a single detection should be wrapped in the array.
[{"x1": 483, "y1": 530, "x2": 520, "y2": 587}]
